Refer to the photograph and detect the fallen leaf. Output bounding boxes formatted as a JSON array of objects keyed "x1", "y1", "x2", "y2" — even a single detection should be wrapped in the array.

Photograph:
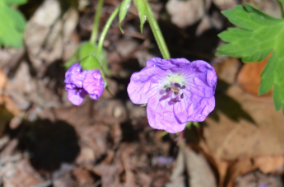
[
  {"x1": 184, "y1": 146, "x2": 217, "y2": 187},
  {"x1": 205, "y1": 85, "x2": 284, "y2": 160},
  {"x1": 237, "y1": 54, "x2": 272, "y2": 96},
  {"x1": 254, "y1": 156, "x2": 284, "y2": 174}
]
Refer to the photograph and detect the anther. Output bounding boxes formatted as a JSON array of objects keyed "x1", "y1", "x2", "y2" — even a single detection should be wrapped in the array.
[
  {"x1": 165, "y1": 87, "x2": 171, "y2": 93},
  {"x1": 173, "y1": 83, "x2": 182, "y2": 88}
]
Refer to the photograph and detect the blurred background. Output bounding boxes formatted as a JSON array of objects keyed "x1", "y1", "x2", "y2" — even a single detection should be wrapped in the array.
[{"x1": 0, "y1": 0, "x2": 284, "y2": 186}]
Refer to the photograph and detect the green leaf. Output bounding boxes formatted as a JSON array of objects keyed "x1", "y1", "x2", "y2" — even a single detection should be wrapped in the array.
[
  {"x1": 4, "y1": 0, "x2": 27, "y2": 6},
  {"x1": 134, "y1": 0, "x2": 147, "y2": 33},
  {"x1": 81, "y1": 55, "x2": 100, "y2": 70},
  {"x1": 0, "y1": 1, "x2": 26, "y2": 48},
  {"x1": 217, "y1": 4, "x2": 284, "y2": 114},
  {"x1": 119, "y1": 0, "x2": 132, "y2": 33},
  {"x1": 279, "y1": 0, "x2": 284, "y2": 3}
]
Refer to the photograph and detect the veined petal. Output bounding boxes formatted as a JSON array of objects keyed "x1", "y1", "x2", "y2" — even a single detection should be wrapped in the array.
[
  {"x1": 67, "y1": 89, "x2": 87, "y2": 106},
  {"x1": 187, "y1": 95, "x2": 215, "y2": 122},
  {"x1": 184, "y1": 60, "x2": 217, "y2": 97},
  {"x1": 173, "y1": 95, "x2": 191, "y2": 123},
  {"x1": 147, "y1": 96, "x2": 186, "y2": 133},
  {"x1": 127, "y1": 66, "x2": 167, "y2": 104},
  {"x1": 147, "y1": 57, "x2": 190, "y2": 72}
]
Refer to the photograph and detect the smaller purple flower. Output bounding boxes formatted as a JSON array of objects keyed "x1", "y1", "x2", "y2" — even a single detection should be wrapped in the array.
[
  {"x1": 65, "y1": 63, "x2": 104, "y2": 105},
  {"x1": 127, "y1": 58, "x2": 217, "y2": 133}
]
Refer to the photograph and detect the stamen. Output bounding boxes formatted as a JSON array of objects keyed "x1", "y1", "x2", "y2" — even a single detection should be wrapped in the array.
[
  {"x1": 173, "y1": 83, "x2": 181, "y2": 88},
  {"x1": 159, "y1": 92, "x2": 171, "y2": 101},
  {"x1": 181, "y1": 85, "x2": 185, "y2": 89},
  {"x1": 172, "y1": 95, "x2": 180, "y2": 102},
  {"x1": 180, "y1": 93, "x2": 184, "y2": 99},
  {"x1": 165, "y1": 87, "x2": 171, "y2": 93}
]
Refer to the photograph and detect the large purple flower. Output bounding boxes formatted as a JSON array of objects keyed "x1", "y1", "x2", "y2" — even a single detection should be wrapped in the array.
[
  {"x1": 65, "y1": 63, "x2": 104, "y2": 105},
  {"x1": 127, "y1": 58, "x2": 217, "y2": 133}
]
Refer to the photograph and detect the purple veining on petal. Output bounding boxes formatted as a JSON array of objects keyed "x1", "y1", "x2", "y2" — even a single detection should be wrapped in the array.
[{"x1": 127, "y1": 57, "x2": 217, "y2": 133}]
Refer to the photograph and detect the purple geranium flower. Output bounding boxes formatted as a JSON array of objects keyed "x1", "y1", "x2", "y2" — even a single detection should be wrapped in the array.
[
  {"x1": 127, "y1": 58, "x2": 217, "y2": 133},
  {"x1": 65, "y1": 63, "x2": 104, "y2": 105}
]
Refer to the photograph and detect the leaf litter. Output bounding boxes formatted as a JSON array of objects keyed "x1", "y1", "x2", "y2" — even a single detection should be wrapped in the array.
[{"x1": 0, "y1": 0, "x2": 284, "y2": 187}]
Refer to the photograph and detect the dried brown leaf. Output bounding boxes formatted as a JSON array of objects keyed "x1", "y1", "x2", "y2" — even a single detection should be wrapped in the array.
[{"x1": 237, "y1": 54, "x2": 272, "y2": 96}]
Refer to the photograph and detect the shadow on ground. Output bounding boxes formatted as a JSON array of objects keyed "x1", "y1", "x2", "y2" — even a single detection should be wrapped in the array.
[{"x1": 11, "y1": 119, "x2": 80, "y2": 172}]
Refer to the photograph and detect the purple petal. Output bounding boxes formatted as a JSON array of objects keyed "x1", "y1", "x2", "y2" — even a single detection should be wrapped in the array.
[
  {"x1": 65, "y1": 63, "x2": 85, "y2": 88},
  {"x1": 146, "y1": 57, "x2": 190, "y2": 72},
  {"x1": 184, "y1": 60, "x2": 217, "y2": 97},
  {"x1": 83, "y1": 70, "x2": 104, "y2": 100},
  {"x1": 67, "y1": 89, "x2": 87, "y2": 105},
  {"x1": 173, "y1": 96, "x2": 190, "y2": 123},
  {"x1": 147, "y1": 95, "x2": 186, "y2": 133},
  {"x1": 186, "y1": 95, "x2": 215, "y2": 122},
  {"x1": 127, "y1": 67, "x2": 167, "y2": 104}
]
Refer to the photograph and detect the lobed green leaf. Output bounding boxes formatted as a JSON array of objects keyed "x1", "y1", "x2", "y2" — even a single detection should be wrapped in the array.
[{"x1": 217, "y1": 4, "x2": 284, "y2": 114}]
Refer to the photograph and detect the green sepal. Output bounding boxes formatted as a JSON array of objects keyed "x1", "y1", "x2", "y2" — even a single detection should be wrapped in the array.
[
  {"x1": 186, "y1": 121, "x2": 192, "y2": 129},
  {"x1": 64, "y1": 42, "x2": 111, "y2": 76},
  {"x1": 119, "y1": 0, "x2": 132, "y2": 33},
  {"x1": 193, "y1": 122, "x2": 199, "y2": 128},
  {"x1": 134, "y1": 0, "x2": 147, "y2": 33},
  {"x1": 64, "y1": 42, "x2": 96, "y2": 68},
  {"x1": 81, "y1": 54, "x2": 100, "y2": 70},
  {"x1": 161, "y1": 131, "x2": 168, "y2": 137}
]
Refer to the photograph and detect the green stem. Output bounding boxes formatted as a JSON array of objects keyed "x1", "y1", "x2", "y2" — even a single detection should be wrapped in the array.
[
  {"x1": 145, "y1": 0, "x2": 170, "y2": 59},
  {"x1": 96, "y1": 5, "x2": 120, "y2": 56},
  {"x1": 90, "y1": 0, "x2": 104, "y2": 44},
  {"x1": 277, "y1": 0, "x2": 284, "y2": 18}
]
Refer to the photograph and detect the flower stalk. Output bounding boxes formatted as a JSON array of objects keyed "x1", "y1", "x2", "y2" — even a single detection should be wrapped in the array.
[
  {"x1": 96, "y1": 5, "x2": 121, "y2": 56},
  {"x1": 90, "y1": 0, "x2": 105, "y2": 44},
  {"x1": 144, "y1": 0, "x2": 170, "y2": 59}
]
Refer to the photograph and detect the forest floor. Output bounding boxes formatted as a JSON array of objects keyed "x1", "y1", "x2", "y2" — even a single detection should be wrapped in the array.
[{"x1": 1, "y1": 0, "x2": 284, "y2": 187}]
